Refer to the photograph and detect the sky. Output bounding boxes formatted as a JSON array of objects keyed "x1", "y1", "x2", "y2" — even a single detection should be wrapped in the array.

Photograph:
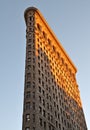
[{"x1": 0, "y1": 0, "x2": 90, "y2": 130}]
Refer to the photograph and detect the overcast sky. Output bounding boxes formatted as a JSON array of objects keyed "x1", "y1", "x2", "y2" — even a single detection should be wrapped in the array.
[{"x1": 0, "y1": 0, "x2": 90, "y2": 130}]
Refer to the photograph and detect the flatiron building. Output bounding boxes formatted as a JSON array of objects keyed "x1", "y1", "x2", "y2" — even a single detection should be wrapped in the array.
[{"x1": 22, "y1": 7, "x2": 87, "y2": 130}]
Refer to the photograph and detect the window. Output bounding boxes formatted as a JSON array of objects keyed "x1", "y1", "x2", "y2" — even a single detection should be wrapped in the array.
[
  {"x1": 63, "y1": 127, "x2": 65, "y2": 130},
  {"x1": 42, "y1": 81, "x2": 44, "y2": 87},
  {"x1": 42, "y1": 90, "x2": 45, "y2": 96},
  {"x1": 57, "y1": 105, "x2": 59, "y2": 110},
  {"x1": 56, "y1": 96, "x2": 58, "y2": 101},
  {"x1": 58, "y1": 113, "x2": 60, "y2": 120},
  {"x1": 39, "y1": 96, "x2": 41, "y2": 103},
  {"x1": 45, "y1": 77, "x2": 47, "y2": 82},
  {"x1": 43, "y1": 99, "x2": 45, "y2": 106},
  {"x1": 49, "y1": 96, "x2": 51, "y2": 101},
  {"x1": 55, "y1": 111, "x2": 57, "y2": 117},
  {"x1": 49, "y1": 124, "x2": 51, "y2": 130},
  {"x1": 30, "y1": 27, "x2": 34, "y2": 32},
  {"x1": 26, "y1": 91, "x2": 30, "y2": 98},
  {"x1": 43, "y1": 110, "x2": 46, "y2": 117},
  {"x1": 33, "y1": 102, "x2": 35, "y2": 110},
  {"x1": 48, "y1": 39, "x2": 51, "y2": 45},
  {"x1": 44, "y1": 55, "x2": 47, "y2": 61},
  {"x1": 33, "y1": 92, "x2": 35, "y2": 98},
  {"x1": 52, "y1": 127, "x2": 55, "y2": 130},
  {"x1": 46, "y1": 85, "x2": 48, "y2": 91},
  {"x1": 33, "y1": 73, "x2": 35, "y2": 80},
  {"x1": 42, "y1": 74, "x2": 44, "y2": 79},
  {"x1": 41, "y1": 59, "x2": 43, "y2": 63},
  {"x1": 38, "y1": 78, "x2": 41, "y2": 84},
  {"x1": 39, "y1": 106, "x2": 42, "y2": 114},
  {"x1": 47, "y1": 103, "x2": 49, "y2": 109},
  {"x1": 59, "y1": 124, "x2": 61, "y2": 129},
  {"x1": 39, "y1": 86, "x2": 41, "y2": 93},
  {"x1": 56, "y1": 121, "x2": 58, "y2": 128},
  {"x1": 33, "y1": 58, "x2": 35, "y2": 63},
  {"x1": 29, "y1": 21, "x2": 33, "y2": 26},
  {"x1": 28, "y1": 58, "x2": 31, "y2": 62},
  {"x1": 49, "y1": 87, "x2": 51, "y2": 92},
  {"x1": 33, "y1": 114, "x2": 35, "y2": 122},
  {"x1": 27, "y1": 65, "x2": 31, "y2": 70},
  {"x1": 52, "y1": 45, "x2": 56, "y2": 51},
  {"x1": 33, "y1": 65, "x2": 35, "y2": 71},
  {"x1": 41, "y1": 66, "x2": 43, "y2": 71},
  {"x1": 33, "y1": 44, "x2": 35, "y2": 49},
  {"x1": 30, "y1": 16, "x2": 33, "y2": 21},
  {"x1": 44, "y1": 121, "x2": 46, "y2": 129},
  {"x1": 47, "y1": 93, "x2": 49, "y2": 99},
  {"x1": 53, "y1": 93, "x2": 55, "y2": 99},
  {"x1": 26, "y1": 82, "x2": 31, "y2": 88},
  {"x1": 51, "y1": 115, "x2": 53, "y2": 123},
  {"x1": 57, "y1": 52, "x2": 60, "y2": 58},
  {"x1": 38, "y1": 70, "x2": 41, "y2": 75},
  {"x1": 32, "y1": 82, "x2": 35, "y2": 88},
  {"x1": 38, "y1": 56, "x2": 40, "y2": 60},
  {"x1": 26, "y1": 114, "x2": 30, "y2": 121},
  {"x1": 50, "y1": 105, "x2": 52, "y2": 112},
  {"x1": 61, "y1": 117, "x2": 64, "y2": 123},
  {"x1": 33, "y1": 51, "x2": 35, "y2": 56},
  {"x1": 26, "y1": 102, "x2": 30, "y2": 110},
  {"x1": 43, "y1": 31, "x2": 47, "y2": 39},
  {"x1": 39, "y1": 118, "x2": 42, "y2": 126},
  {"x1": 33, "y1": 127, "x2": 35, "y2": 130},
  {"x1": 28, "y1": 32, "x2": 32, "y2": 38},
  {"x1": 37, "y1": 23, "x2": 41, "y2": 31},
  {"x1": 55, "y1": 88, "x2": 57, "y2": 93},
  {"x1": 27, "y1": 73, "x2": 31, "y2": 79},
  {"x1": 48, "y1": 113, "x2": 50, "y2": 120},
  {"x1": 38, "y1": 62, "x2": 40, "y2": 67},
  {"x1": 28, "y1": 38, "x2": 32, "y2": 43}
]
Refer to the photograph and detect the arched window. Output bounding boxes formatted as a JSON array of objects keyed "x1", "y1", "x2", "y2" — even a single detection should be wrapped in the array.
[{"x1": 48, "y1": 38, "x2": 51, "y2": 45}]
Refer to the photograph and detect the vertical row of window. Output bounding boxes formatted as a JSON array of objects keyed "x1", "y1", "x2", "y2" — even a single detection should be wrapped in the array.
[
  {"x1": 26, "y1": 13, "x2": 35, "y2": 84},
  {"x1": 24, "y1": 101, "x2": 36, "y2": 129},
  {"x1": 24, "y1": 14, "x2": 36, "y2": 130}
]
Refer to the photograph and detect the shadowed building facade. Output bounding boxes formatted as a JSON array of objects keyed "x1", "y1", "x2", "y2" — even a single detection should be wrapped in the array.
[{"x1": 22, "y1": 7, "x2": 87, "y2": 130}]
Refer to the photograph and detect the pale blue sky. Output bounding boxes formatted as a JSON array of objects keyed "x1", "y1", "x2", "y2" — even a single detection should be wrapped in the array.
[{"x1": 0, "y1": 0, "x2": 90, "y2": 130}]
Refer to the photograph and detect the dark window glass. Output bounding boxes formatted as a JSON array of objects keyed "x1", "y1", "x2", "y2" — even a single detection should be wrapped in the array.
[
  {"x1": 33, "y1": 114, "x2": 35, "y2": 122},
  {"x1": 44, "y1": 121, "x2": 46, "y2": 129},
  {"x1": 26, "y1": 91, "x2": 30, "y2": 98},
  {"x1": 39, "y1": 118, "x2": 42, "y2": 126},
  {"x1": 26, "y1": 82, "x2": 31, "y2": 88},
  {"x1": 26, "y1": 102, "x2": 30, "y2": 110},
  {"x1": 33, "y1": 102, "x2": 35, "y2": 110}
]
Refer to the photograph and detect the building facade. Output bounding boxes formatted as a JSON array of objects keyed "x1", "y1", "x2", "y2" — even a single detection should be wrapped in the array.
[{"x1": 22, "y1": 7, "x2": 87, "y2": 130}]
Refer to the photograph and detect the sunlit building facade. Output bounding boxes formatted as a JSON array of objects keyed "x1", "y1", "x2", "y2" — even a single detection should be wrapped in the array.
[{"x1": 22, "y1": 7, "x2": 87, "y2": 130}]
